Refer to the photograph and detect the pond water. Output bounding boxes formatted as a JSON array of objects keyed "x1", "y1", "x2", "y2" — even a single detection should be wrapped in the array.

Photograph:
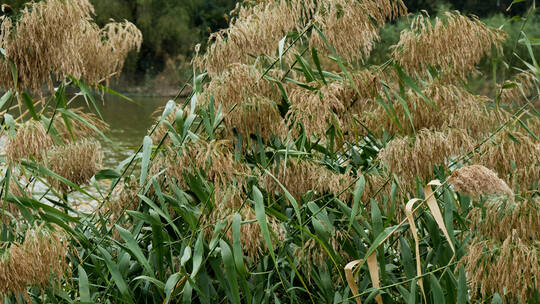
[
  {"x1": 0, "y1": 94, "x2": 170, "y2": 211},
  {"x1": 72, "y1": 95, "x2": 170, "y2": 168}
]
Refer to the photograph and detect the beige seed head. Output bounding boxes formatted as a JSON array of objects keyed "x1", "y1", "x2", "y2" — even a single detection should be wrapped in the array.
[
  {"x1": 194, "y1": 0, "x2": 315, "y2": 74},
  {"x1": 104, "y1": 180, "x2": 139, "y2": 224},
  {"x1": 500, "y1": 71, "x2": 537, "y2": 104},
  {"x1": 0, "y1": 0, "x2": 142, "y2": 92},
  {"x1": 360, "y1": 83, "x2": 501, "y2": 138},
  {"x1": 264, "y1": 158, "x2": 354, "y2": 201},
  {"x1": 52, "y1": 108, "x2": 109, "y2": 142},
  {"x1": 1, "y1": 179, "x2": 31, "y2": 224},
  {"x1": 474, "y1": 131, "x2": 540, "y2": 191},
  {"x1": 448, "y1": 165, "x2": 513, "y2": 198},
  {"x1": 0, "y1": 226, "x2": 69, "y2": 301},
  {"x1": 468, "y1": 197, "x2": 539, "y2": 243},
  {"x1": 5, "y1": 120, "x2": 54, "y2": 162},
  {"x1": 156, "y1": 139, "x2": 249, "y2": 210},
  {"x1": 310, "y1": 0, "x2": 406, "y2": 64},
  {"x1": 201, "y1": 206, "x2": 284, "y2": 260},
  {"x1": 294, "y1": 229, "x2": 351, "y2": 280},
  {"x1": 392, "y1": 12, "x2": 506, "y2": 80},
  {"x1": 378, "y1": 128, "x2": 474, "y2": 192},
  {"x1": 285, "y1": 83, "x2": 346, "y2": 138},
  {"x1": 461, "y1": 233, "x2": 539, "y2": 302},
  {"x1": 45, "y1": 139, "x2": 103, "y2": 192}
]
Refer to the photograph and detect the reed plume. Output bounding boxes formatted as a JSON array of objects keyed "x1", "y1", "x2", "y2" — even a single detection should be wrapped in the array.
[
  {"x1": 156, "y1": 138, "x2": 286, "y2": 260},
  {"x1": 286, "y1": 83, "x2": 346, "y2": 138},
  {"x1": 224, "y1": 96, "x2": 286, "y2": 141},
  {"x1": 448, "y1": 165, "x2": 514, "y2": 198},
  {"x1": 0, "y1": 0, "x2": 142, "y2": 91},
  {"x1": 0, "y1": 226, "x2": 69, "y2": 302},
  {"x1": 263, "y1": 159, "x2": 353, "y2": 201},
  {"x1": 1, "y1": 179, "x2": 30, "y2": 224},
  {"x1": 202, "y1": 206, "x2": 285, "y2": 260},
  {"x1": 500, "y1": 71, "x2": 537, "y2": 104},
  {"x1": 310, "y1": 0, "x2": 406, "y2": 63},
  {"x1": 158, "y1": 139, "x2": 249, "y2": 210},
  {"x1": 5, "y1": 120, "x2": 54, "y2": 162},
  {"x1": 285, "y1": 69, "x2": 386, "y2": 139},
  {"x1": 295, "y1": 229, "x2": 351, "y2": 279},
  {"x1": 194, "y1": 0, "x2": 315, "y2": 74},
  {"x1": 474, "y1": 131, "x2": 540, "y2": 191},
  {"x1": 104, "y1": 180, "x2": 139, "y2": 224},
  {"x1": 200, "y1": 64, "x2": 285, "y2": 140},
  {"x1": 462, "y1": 233, "x2": 539, "y2": 302},
  {"x1": 378, "y1": 129, "x2": 474, "y2": 192},
  {"x1": 461, "y1": 193, "x2": 539, "y2": 302},
  {"x1": 361, "y1": 83, "x2": 501, "y2": 137},
  {"x1": 202, "y1": 63, "x2": 279, "y2": 108},
  {"x1": 52, "y1": 107, "x2": 109, "y2": 141},
  {"x1": 468, "y1": 197, "x2": 539, "y2": 243},
  {"x1": 45, "y1": 140, "x2": 103, "y2": 192},
  {"x1": 392, "y1": 12, "x2": 505, "y2": 79}
]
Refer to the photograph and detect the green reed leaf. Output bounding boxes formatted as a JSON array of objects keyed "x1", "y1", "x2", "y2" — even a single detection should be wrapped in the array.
[
  {"x1": 140, "y1": 136, "x2": 152, "y2": 185},
  {"x1": 78, "y1": 265, "x2": 91, "y2": 302},
  {"x1": 220, "y1": 239, "x2": 241, "y2": 304}
]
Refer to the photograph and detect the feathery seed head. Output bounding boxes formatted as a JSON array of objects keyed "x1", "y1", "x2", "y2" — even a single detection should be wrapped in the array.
[
  {"x1": 468, "y1": 197, "x2": 539, "y2": 243},
  {"x1": 0, "y1": 226, "x2": 69, "y2": 301},
  {"x1": 53, "y1": 108, "x2": 109, "y2": 142},
  {"x1": 361, "y1": 83, "x2": 499, "y2": 137},
  {"x1": 310, "y1": 0, "x2": 406, "y2": 63},
  {"x1": 392, "y1": 12, "x2": 505, "y2": 79},
  {"x1": 500, "y1": 71, "x2": 537, "y2": 104},
  {"x1": 462, "y1": 233, "x2": 539, "y2": 302},
  {"x1": 0, "y1": 0, "x2": 142, "y2": 91},
  {"x1": 448, "y1": 165, "x2": 514, "y2": 198},
  {"x1": 159, "y1": 139, "x2": 249, "y2": 210},
  {"x1": 264, "y1": 158, "x2": 353, "y2": 201},
  {"x1": 194, "y1": 0, "x2": 314, "y2": 74},
  {"x1": 295, "y1": 229, "x2": 351, "y2": 279},
  {"x1": 45, "y1": 140, "x2": 103, "y2": 192},
  {"x1": 202, "y1": 206, "x2": 284, "y2": 260},
  {"x1": 378, "y1": 129, "x2": 474, "y2": 192},
  {"x1": 474, "y1": 131, "x2": 540, "y2": 191},
  {"x1": 6, "y1": 120, "x2": 54, "y2": 162}
]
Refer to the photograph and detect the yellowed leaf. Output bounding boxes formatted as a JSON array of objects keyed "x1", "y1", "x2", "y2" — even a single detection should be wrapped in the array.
[
  {"x1": 345, "y1": 259, "x2": 363, "y2": 304},
  {"x1": 367, "y1": 252, "x2": 383, "y2": 304},
  {"x1": 405, "y1": 198, "x2": 426, "y2": 302},
  {"x1": 424, "y1": 180, "x2": 455, "y2": 254}
]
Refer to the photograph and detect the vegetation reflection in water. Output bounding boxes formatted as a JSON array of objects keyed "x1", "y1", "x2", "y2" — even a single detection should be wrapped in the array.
[{"x1": 71, "y1": 95, "x2": 169, "y2": 168}]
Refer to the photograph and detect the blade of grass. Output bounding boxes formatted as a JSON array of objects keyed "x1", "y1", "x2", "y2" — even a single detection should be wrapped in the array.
[{"x1": 220, "y1": 239, "x2": 241, "y2": 304}]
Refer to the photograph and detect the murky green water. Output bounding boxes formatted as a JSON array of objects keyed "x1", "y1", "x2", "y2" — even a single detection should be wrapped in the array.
[{"x1": 72, "y1": 95, "x2": 169, "y2": 168}]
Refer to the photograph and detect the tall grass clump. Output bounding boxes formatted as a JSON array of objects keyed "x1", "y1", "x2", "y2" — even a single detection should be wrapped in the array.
[
  {"x1": 0, "y1": 0, "x2": 539, "y2": 303},
  {"x1": 0, "y1": 0, "x2": 141, "y2": 302}
]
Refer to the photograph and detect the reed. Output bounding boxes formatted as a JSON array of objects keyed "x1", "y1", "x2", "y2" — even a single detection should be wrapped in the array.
[
  {"x1": 0, "y1": 0, "x2": 141, "y2": 92},
  {"x1": 1, "y1": 0, "x2": 538, "y2": 302}
]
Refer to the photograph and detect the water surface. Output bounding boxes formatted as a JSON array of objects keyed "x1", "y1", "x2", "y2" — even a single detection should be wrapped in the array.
[{"x1": 72, "y1": 95, "x2": 169, "y2": 168}]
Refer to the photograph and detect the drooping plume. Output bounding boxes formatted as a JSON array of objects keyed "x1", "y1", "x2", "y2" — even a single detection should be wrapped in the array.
[
  {"x1": 378, "y1": 129, "x2": 474, "y2": 191},
  {"x1": 311, "y1": 0, "x2": 406, "y2": 63},
  {"x1": 5, "y1": 120, "x2": 54, "y2": 162},
  {"x1": 0, "y1": 0, "x2": 142, "y2": 91},
  {"x1": 0, "y1": 226, "x2": 69, "y2": 302},
  {"x1": 45, "y1": 140, "x2": 103, "y2": 192},
  {"x1": 392, "y1": 12, "x2": 505, "y2": 79}
]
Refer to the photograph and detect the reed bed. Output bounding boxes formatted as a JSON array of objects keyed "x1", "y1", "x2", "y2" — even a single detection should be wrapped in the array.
[{"x1": 0, "y1": 0, "x2": 538, "y2": 303}]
